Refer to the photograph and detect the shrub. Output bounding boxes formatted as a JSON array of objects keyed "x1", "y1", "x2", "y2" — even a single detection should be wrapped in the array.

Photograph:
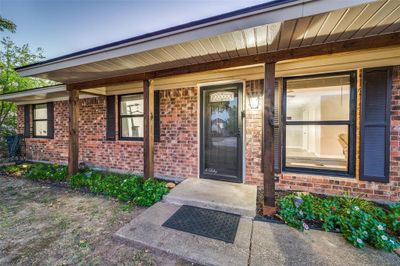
[
  {"x1": 25, "y1": 163, "x2": 67, "y2": 181},
  {"x1": 1, "y1": 163, "x2": 67, "y2": 181},
  {"x1": 278, "y1": 193, "x2": 400, "y2": 251},
  {"x1": 69, "y1": 170, "x2": 169, "y2": 206},
  {"x1": 117, "y1": 176, "x2": 143, "y2": 202},
  {"x1": 134, "y1": 178, "x2": 170, "y2": 206},
  {"x1": 69, "y1": 171, "x2": 96, "y2": 189},
  {"x1": 2, "y1": 162, "x2": 169, "y2": 207},
  {"x1": 386, "y1": 204, "x2": 400, "y2": 234},
  {"x1": 0, "y1": 164, "x2": 24, "y2": 174}
]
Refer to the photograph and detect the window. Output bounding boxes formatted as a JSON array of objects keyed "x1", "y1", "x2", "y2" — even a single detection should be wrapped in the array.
[
  {"x1": 283, "y1": 73, "x2": 355, "y2": 175},
  {"x1": 33, "y1": 104, "x2": 48, "y2": 137},
  {"x1": 119, "y1": 94, "x2": 144, "y2": 139}
]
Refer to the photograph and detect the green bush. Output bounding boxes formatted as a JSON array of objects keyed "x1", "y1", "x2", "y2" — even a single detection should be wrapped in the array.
[
  {"x1": 69, "y1": 171, "x2": 92, "y2": 188},
  {"x1": 69, "y1": 170, "x2": 169, "y2": 206},
  {"x1": 386, "y1": 204, "x2": 400, "y2": 234},
  {"x1": 117, "y1": 176, "x2": 143, "y2": 202},
  {"x1": 0, "y1": 164, "x2": 25, "y2": 174},
  {"x1": 1, "y1": 163, "x2": 67, "y2": 181},
  {"x1": 2, "y1": 163, "x2": 169, "y2": 207},
  {"x1": 278, "y1": 193, "x2": 400, "y2": 251},
  {"x1": 135, "y1": 178, "x2": 170, "y2": 206},
  {"x1": 25, "y1": 163, "x2": 67, "y2": 181}
]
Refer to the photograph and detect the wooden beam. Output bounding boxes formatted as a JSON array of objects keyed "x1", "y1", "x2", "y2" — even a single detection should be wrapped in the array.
[
  {"x1": 68, "y1": 88, "x2": 79, "y2": 177},
  {"x1": 143, "y1": 79, "x2": 154, "y2": 179},
  {"x1": 80, "y1": 91, "x2": 105, "y2": 97},
  {"x1": 67, "y1": 32, "x2": 400, "y2": 91},
  {"x1": 263, "y1": 62, "x2": 276, "y2": 216}
]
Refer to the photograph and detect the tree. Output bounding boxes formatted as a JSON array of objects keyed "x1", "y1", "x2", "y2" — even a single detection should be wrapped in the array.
[
  {"x1": 0, "y1": 18, "x2": 55, "y2": 157},
  {"x1": 0, "y1": 37, "x2": 53, "y2": 136},
  {"x1": 0, "y1": 16, "x2": 16, "y2": 33}
]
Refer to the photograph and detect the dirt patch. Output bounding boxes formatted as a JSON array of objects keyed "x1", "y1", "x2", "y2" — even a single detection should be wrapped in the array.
[{"x1": 0, "y1": 176, "x2": 192, "y2": 266}]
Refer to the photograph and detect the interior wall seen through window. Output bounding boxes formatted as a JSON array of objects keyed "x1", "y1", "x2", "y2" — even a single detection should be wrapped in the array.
[{"x1": 285, "y1": 74, "x2": 352, "y2": 173}]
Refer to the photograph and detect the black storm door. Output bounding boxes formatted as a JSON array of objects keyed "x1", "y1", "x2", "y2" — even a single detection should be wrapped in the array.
[{"x1": 200, "y1": 83, "x2": 243, "y2": 183}]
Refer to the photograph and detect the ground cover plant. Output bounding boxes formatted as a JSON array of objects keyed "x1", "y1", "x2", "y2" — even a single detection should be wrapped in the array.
[
  {"x1": 0, "y1": 163, "x2": 169, "y2": 206},
  {"x1": 277, "y1": 192, "x2": 400, "y2": 251}
]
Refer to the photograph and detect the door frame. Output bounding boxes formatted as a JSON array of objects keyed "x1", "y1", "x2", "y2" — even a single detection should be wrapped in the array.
[{"x1": 199, "y1": 82, "x2": 244, "y2": 183}]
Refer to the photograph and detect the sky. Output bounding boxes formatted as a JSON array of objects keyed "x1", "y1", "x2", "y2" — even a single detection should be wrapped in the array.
[{"x1": 1, "y1": 0, "x2": 270, "y2": 59}]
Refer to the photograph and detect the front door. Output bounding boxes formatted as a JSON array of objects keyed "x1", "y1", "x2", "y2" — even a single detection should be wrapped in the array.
[{"x1": 200, "y1": 83, "x2": 243, "y2": 183}]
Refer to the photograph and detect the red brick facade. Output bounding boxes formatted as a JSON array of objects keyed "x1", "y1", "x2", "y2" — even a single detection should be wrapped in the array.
[
  {"x1": 17, "y1": 67, "x2": 400, "y2": 202},
  {"x1": 18, "y1": 87, "x2": 198, "y2": 179}
]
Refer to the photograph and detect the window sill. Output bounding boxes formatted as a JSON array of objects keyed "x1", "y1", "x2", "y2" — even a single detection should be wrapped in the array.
[
  {"x1": 26, "y1": 137, "x2": 51, "y2": 143},
  {"x1": 115, "y1": 139, "x2": 143, "y2": 146},
  {"x1": 118, "y1": 137, "x2": 144, "y2": 141},
  {"x1": 282, "y1": 168, "x2": 354, "y2": 179}
]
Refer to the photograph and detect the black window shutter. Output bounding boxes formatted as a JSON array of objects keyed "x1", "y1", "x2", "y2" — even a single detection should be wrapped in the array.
[
  {"x1": 106, "y1": 96, "x2": 116, "y2": 140},
  {"x1": 360, "y1": 68, "x2": 391, "y2": 183},
  {"x1": 154, "y1": 91, "x2": 161, "y2": 142},
  {"x1": 23, "y1": 105, "x2": 30, "y2": 138},
  {"x1": 47, "y1": 102, "x2": 54, "y2": 138},
  {"x1": 261, "y1": 79, "x2": 281, "y2": 173}
]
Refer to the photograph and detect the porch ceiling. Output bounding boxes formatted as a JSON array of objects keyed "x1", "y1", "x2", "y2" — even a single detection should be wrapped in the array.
[{"x1": 16, "y1": 0, "x2": 400, "y2": 85}]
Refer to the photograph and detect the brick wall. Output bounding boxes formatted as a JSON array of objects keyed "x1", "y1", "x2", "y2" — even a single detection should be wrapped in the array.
[
  {"x1": 154, "y1": 88, "x2": 198, "y2": 178},
  {"x1": 18, "y1": 102, "x2": 69, "y2": 163},
  {"x1": 245, "y1": 80, "x2": 264, "y2": 185},
  {"x1": 18, "y1": 68, "x2": 400, "y2": 202},
  {"x1": 244, "y1": 68, "x2": 400, "y2": 202},
  {"x1": 18, "y1": 87, "x2": 198, "y2": 179}
]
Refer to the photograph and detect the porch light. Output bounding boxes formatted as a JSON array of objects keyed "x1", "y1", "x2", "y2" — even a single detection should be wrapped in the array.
[{"x1": 249, "y1": 95, "x2": 259, "y2": 109}]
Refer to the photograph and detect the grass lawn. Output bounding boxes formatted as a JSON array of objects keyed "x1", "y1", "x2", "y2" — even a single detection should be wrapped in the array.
[{"x1": 0, "y1": 176, "x2": 190, "y2": 266}]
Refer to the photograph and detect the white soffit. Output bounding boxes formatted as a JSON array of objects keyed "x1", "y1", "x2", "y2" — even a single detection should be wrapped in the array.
[
  {"x1": 0, "y1": 85, "x2": 95, "y2": 105},
  {"x1": 17, "y1": 0, "x2": 376, "y2": 82}
]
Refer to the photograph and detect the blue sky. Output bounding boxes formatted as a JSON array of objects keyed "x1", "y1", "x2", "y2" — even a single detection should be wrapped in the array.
[{"x1": 1, "y1": 0, "x2": 269, "y2": 59}]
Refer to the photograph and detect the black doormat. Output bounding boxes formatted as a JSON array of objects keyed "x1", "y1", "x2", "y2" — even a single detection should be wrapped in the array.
[{"x1": 162, "y1": 205, "x2": 240, "y2": 243}]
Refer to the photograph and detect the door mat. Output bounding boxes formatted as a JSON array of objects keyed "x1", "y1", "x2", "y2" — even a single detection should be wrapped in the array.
[{"x1": 162, "y1": 205, "x2": 240, "y2": 243}]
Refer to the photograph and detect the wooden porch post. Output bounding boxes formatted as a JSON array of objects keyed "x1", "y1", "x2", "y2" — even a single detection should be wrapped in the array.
[
  {"x1": 143, "y1": 79, "x2": 154, "y2": 179},
  {"x1": 68, "y1": 88, "x2": 79, "y2": 177},
  {"x1": 263, "y1": 62, "x2": 276, "y2": 215}
]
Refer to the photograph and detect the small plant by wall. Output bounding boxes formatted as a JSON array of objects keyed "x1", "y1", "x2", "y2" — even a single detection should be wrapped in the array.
[
  {"x1": 278, "y1": 193, "x2": 400, "y2": 251},
  {"x1": 0, "y1": 163, "x2": 169, "y2": 207}
]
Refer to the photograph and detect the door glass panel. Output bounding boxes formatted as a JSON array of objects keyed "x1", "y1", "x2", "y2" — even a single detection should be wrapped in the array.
[{"x1": 204, "y1": 88, "x2": 239, "y2": 178}]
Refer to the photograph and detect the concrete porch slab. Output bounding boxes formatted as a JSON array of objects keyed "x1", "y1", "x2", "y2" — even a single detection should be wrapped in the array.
[
  {"x1": 163, "y1": 178, "x2": 257, "y2": 218},
  {"x1": 114, "y1": 202, "x2": 252, "y2": 266}
]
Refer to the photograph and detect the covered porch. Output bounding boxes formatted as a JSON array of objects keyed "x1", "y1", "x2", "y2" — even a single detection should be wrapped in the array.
[{"x1": 12, "y1": 0, "x2": 400, "y2": 211}]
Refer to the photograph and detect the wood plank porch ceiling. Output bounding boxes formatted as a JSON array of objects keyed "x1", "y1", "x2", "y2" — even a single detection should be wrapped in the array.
[{"x1": 29, "y1": 0, "x2": 400, "y2": 85}]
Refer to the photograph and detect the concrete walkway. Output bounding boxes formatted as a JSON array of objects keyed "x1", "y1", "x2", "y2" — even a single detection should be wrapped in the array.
[
  {"x1": 115, "y1": 179, "x2": 400, "y2": 266},
  {"x1": 115, "y1": 203, "x2": 400, "y2": 266},
  {"x1": 250, "y1": 221, "x2": 399, "y2": 266},
  {"x1": 115, "y1": 202, "x2": 253, "y2": 266}
]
